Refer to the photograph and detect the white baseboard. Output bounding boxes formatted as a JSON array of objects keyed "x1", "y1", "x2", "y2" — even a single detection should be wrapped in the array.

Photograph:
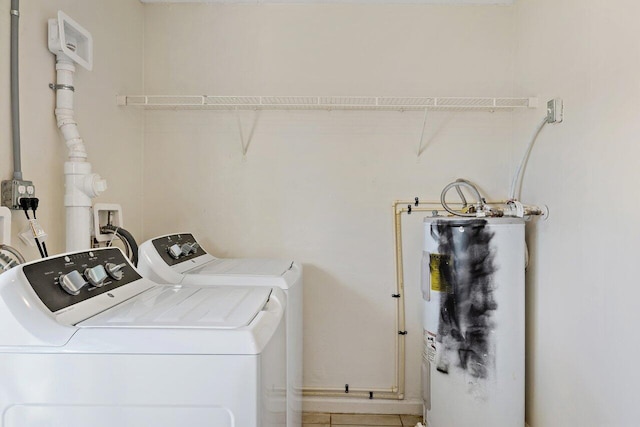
[{"x1": 303, "y1": 396, "x2": 423, "y2": 415}]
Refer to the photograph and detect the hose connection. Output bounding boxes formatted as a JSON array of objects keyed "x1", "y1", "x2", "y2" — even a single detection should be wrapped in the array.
[
  {"x1": 440, "y1": 179, "x2": 546, "y2": 219},
  {"x1": 440, "y1": 179, "x2": 489, "y2": 217}
]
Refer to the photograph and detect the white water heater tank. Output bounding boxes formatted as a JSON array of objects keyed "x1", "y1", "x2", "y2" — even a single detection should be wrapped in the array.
[{"x1": 421, "y1": 217, "x2": 525, "y2": 427}]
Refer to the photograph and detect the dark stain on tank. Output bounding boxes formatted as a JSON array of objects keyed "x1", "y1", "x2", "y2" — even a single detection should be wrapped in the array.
[{"x1": 431, "y1": 219, "x2": 497, "y2": 379}]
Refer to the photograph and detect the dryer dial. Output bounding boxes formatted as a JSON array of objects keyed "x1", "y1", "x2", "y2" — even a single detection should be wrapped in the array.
[
  {"x1": 168, "y1": 244, "x2": 182, "y2": 259},
  {"x1": 181, "y1": 243, "x2": 195, "y2": 256}
]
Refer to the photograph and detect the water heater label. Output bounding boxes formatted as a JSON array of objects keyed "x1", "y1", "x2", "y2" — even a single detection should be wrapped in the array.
[
  {"x1": 424, "y1": 329, "x2": 437, "y2": 362},
  {"x1": 429, "y1": 253, "x2": 451, "y2": 292}
]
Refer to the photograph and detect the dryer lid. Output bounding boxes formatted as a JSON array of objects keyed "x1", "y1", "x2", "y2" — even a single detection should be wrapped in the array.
[
  {"x1": 187, "y1": 258, "x2": 292, "y2": 277},
  {"x1": 77, "y1": 286, "x2": 272, "y2": 329}
]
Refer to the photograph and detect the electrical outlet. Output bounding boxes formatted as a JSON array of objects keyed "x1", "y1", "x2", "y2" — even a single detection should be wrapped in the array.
[
  {"x1": 1, "y1": 179, "x2": 35, "y2": 210},
  {"x1": 546, "y1": 98, "x2": 563, "y2": 123}
]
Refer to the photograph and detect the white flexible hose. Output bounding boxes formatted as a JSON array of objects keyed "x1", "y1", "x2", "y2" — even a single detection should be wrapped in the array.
[
  {"x1": 440, "y1": 179, "x2": 484, "y2": 217},
  {"x1": 454, "y1": 178, "x2": 470, "y2": 207},
  {"x1": 509, "y1": 117, "x2": 548, "y2": 201}
]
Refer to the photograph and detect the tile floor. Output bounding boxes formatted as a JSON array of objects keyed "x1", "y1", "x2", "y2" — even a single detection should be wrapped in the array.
[{"x1": 303, "y1": 413, "x2": 423, "y2": 427}]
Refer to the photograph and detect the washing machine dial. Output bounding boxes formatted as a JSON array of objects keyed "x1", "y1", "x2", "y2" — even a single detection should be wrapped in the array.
[
  {"x1": 168, "y1": 244, "x2": 182, "y2": 259},
  {"x1": 181, "y1": 243, "x2": 195, "y2": 256},
  {"x1": 85, "y1": 264, "x2": 108, "y2": 287},
  {"x1": 105, "y1": 262, "x2": 127, "y2": 280},
  {"x1": 59, "y1": 270, "x2": 88, "y2": 295}
]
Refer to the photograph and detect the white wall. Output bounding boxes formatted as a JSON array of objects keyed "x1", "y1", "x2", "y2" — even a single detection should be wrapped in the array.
[
  {"x1": 513, "y1": 0, "x2": 640, "y2": 425},
  {"x1": 142, "y1": 3, "x2": 519, "y2": 413},
  {"x1": 0, "y1": 0, "x2": 144, "y2": 257},
  {"x1": 7, "y1": 0, "x2": 634, "y2": 422}
]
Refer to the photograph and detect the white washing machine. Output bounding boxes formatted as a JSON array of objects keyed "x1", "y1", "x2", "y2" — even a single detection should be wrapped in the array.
[
  {"x1": 0, "y1": 247, "x2": 286, "y2": 427},
  {"x1": 138, "y1": 233, "x2": 303, "y2": 427}
]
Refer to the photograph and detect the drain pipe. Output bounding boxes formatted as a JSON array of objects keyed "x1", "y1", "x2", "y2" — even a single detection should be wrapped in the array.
[
  {"x1": 49, "y1": 13, "x2": 106, "y2": 251},
  {"x1": 53, "y1": 60, "x2": 106, "y2": 251}
]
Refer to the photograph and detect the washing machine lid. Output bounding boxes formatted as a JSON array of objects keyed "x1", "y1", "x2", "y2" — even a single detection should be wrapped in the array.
[
  {"x1": 188, "y1": 258, "x2": 292, "y2": 277},
  {"x1": 77, "y1": 286, "x2": 272, "y2": 329}
]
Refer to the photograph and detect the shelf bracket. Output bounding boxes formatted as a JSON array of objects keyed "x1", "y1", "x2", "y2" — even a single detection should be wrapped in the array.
[
  {"x1": 234, "y1": 108, "x2": 259, "y2": 157},
  {"x1": 416, "y1": 108, "x2": 429, "y2": 158}
]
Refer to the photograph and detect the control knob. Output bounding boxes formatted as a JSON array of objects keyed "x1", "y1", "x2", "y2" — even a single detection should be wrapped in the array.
[
  {"x1": 181, "y1": 243, "x2": 196, "y2": 256},
  {"x1": 85, "y1": 264, "x2": 108, "y2": 287},
  {"x1": 105, "y1": 262, "x2": 127, "y2": 280},
  {"x1": 59, "y1": 270, "x2": 88, "y2": 296},
  {"x1": 168, "y1": 244, "x2": 182, "y2": 259}
]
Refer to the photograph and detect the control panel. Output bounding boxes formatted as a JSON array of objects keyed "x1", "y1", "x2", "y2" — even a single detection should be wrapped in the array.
[
  {"x1": 151, "y1": 233, "x2": 207, "y2": 266},
  {"x1": 22, "y1": 248, "x2": 142, "y2": 313}
]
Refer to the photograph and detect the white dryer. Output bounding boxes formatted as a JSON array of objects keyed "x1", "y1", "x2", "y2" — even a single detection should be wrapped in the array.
[
  {"x1": 0, "y1": 247, "x2": 286, "y2": 427},
  {"x1": 138, "y1": 233, "x2": 303, "y2": 427}
]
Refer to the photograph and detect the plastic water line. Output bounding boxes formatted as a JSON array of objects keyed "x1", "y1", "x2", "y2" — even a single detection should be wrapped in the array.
[
  {"x1": 303, "y1": 200, "x2": 415, "y2": 400},
  {"x1": 302, "y1": 197, "x2": 545, "y2": 401},
  {"x1": 10, "y1": 0, "x2": 22, "y2": 180},
  {"x1": 509, "y1": 117, "x2": 549, "y2": 201},
  {"x1": 302, "y1": 202, "x2": 413, "y2": 401},
  {"x1": 304, "y1": 200, "x2": 413, "y2": 400}
]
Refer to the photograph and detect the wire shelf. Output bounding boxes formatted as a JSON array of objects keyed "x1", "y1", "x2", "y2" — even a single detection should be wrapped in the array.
[{"x1": 116, "y1": 95, "x2": 537, "y2": 111}]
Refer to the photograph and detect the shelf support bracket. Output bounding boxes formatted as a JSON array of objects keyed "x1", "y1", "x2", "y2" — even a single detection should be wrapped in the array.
[
  {"x1": 234, "y1": 108, "x2": 259, "y2": 157},
  {"x1": 416, "y1": 108, "x2": 429, "y2": 158}
]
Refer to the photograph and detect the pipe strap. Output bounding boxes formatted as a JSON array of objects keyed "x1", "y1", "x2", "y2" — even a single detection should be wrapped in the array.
[{"x1": 50, "y1": 83, "x2": 75, "y2": 92}]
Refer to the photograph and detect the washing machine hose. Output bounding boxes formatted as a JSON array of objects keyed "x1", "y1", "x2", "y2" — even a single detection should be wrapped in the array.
[{"x1": 100, "y1": 225, "x2": 139, "y2": 266}]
